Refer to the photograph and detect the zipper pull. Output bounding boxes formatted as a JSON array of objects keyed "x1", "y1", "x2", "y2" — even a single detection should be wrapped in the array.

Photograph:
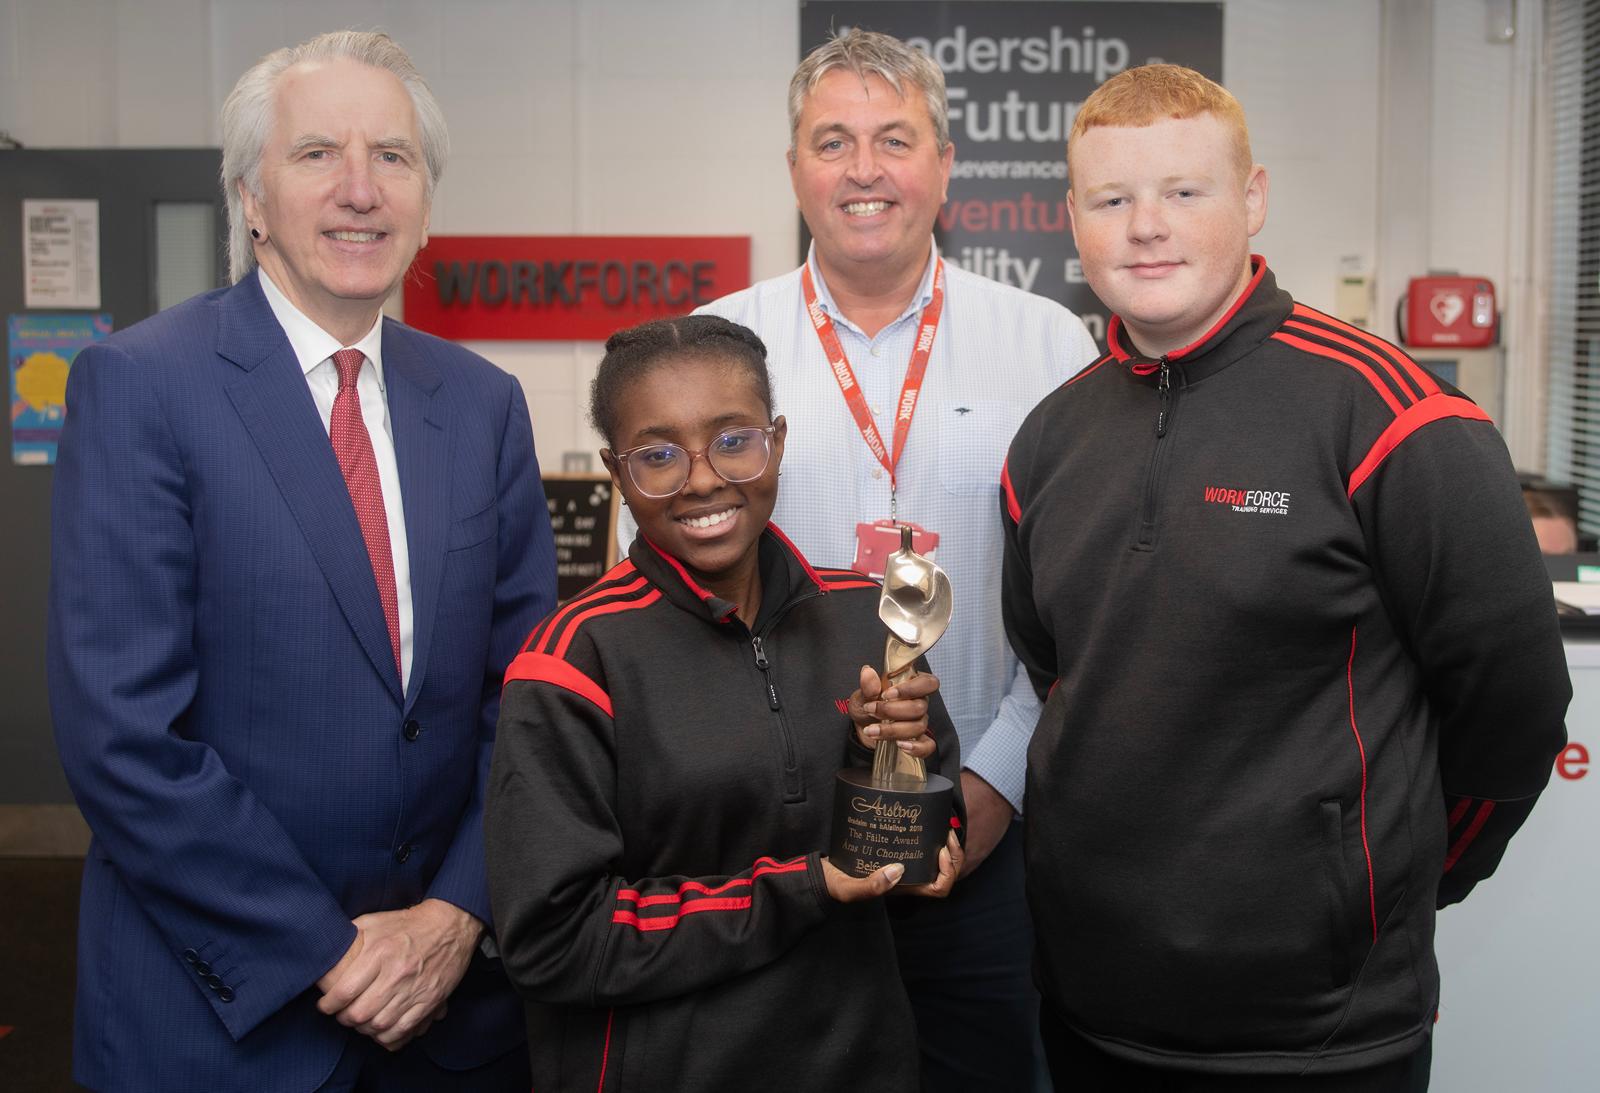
[
  {"x1": 751, "y1": 636, "x2": 781, "y2": 710},
  {"x1": 1156, "y1": 358, "x2": 1171, "y2": 438}
]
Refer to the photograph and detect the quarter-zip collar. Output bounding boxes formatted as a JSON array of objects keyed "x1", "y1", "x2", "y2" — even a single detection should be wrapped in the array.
[
  {"x1": 632, "y1": 524, "x2": 828, "y2": 628},
  {"x1": 1109, "y1": 256, "x2": 1292, "y2": 386}
]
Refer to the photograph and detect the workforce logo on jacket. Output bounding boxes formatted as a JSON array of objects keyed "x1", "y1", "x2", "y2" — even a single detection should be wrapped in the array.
[
  {"x1": 1201, "y1": 485, "x2": 1292, "y2": 516},
  {"x1": 999, "y1": 259, "x2": 1569, "y2": 1078}
]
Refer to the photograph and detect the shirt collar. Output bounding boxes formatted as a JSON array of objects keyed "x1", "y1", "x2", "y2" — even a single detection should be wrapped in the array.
[
  {"x1": 804, "y1": 240, "x2": 939, "y2": 331},
  {"x1": 256, "y1": 267, "x2": 386, "y2": 385}
]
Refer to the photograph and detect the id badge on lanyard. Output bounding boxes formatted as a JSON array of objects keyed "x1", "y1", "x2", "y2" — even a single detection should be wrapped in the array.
[
  {"x1": 803, "y1": 259, "x2": 946, "y2": 575},
  {"x1": 852, "y1": 518, "x2": 940, "y2": 581}
]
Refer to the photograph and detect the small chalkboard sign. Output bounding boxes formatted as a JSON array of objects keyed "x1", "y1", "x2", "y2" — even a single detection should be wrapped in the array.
[{"x1": 542, "y1": 472, "x2": 620, "y2": 604}]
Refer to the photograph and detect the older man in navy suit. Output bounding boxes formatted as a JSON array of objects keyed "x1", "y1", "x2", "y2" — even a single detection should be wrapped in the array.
[{"x1": 47, "y1": 30, "x2": 556, "y2": 1092}]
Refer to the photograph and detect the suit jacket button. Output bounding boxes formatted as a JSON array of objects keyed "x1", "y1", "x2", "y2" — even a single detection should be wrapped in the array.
[
  {"x1": 403, "y1": 720, "x2": 421, "y2": 741},
  {"x1": 195, "y1": 961, "x2": 212, "y2": 976},
  {"x1": 206, "y1": 974, "x2": 223, "y2": 989},
  {"x1": 181, "y1": 948, "x2": 199, "y2": 964},
  {"x1": 395, "y1": 843, "x2": 412, "y2": 863},
  {"x1": 217, "y1": 986, "x2": 235, "y2": 1003}
]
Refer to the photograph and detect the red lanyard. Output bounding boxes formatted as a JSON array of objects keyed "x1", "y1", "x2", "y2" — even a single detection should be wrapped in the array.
[{"x1": 801, "y1": 258, "x2": 945, "y2": 512}]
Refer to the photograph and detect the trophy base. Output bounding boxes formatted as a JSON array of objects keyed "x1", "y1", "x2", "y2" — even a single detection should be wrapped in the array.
[{"x1": 829, "y1": 767, "x2": 955, "y2": 886}]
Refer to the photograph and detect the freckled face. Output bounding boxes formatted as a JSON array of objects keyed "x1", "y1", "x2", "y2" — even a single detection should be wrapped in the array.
[
  {"x1": 602, "y1": 355, "x2": 786, "y2": 584},
  {"x1": 1068, "y1": 113, "x2": 1267, "y2": 357}
]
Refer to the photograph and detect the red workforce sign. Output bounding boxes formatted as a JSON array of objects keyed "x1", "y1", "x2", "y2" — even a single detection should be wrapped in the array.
[{"x1": 402, "y1": 236, "x2": 751, "y2": 341}]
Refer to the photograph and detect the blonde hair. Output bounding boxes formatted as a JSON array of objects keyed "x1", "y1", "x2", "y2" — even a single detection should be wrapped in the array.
[{"x1": 1069, "y1": 64, "x2": 1251, "y2": 183}]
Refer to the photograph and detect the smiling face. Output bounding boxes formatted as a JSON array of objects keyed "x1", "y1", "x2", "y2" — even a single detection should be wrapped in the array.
[
  {"x1": 789, "y1": 69, "x2": 953, "y2": 290},
  {"x1": 240, "y1": 57, "x2": 430, "y2": 344},
  {"x1": 602, "y1": 355, "x2": 786, "y2": 591},
  {"x1": 1068, "y1": 113, "x2": 1268, "y2": 357}
]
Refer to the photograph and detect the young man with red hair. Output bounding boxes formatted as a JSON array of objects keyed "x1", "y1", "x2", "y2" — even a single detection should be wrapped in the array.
[{"x1": 1002, "y1": 64, "x2": 1568, "y2": 1090}]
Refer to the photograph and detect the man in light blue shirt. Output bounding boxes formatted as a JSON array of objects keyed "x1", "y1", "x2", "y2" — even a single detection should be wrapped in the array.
[{"x1": 619, "y1": 29, "x2": 1097, "y2": 1090}]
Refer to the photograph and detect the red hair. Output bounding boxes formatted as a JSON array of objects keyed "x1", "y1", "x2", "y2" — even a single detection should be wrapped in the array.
[{"x1": 1069, "y1": 64, "x2": 1252, "y2": 183}]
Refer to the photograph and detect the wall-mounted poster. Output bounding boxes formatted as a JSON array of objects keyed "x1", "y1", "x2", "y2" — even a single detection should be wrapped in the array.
[
  {"x1": 8, "y1": 312, "x2": 110, "y2": 465},
  {"x1": 799, "y1": 2, "x2": 1224, "y2": 345},
  {"x1": 23, "y1": 199, "x2": 102, "y2": 309}
]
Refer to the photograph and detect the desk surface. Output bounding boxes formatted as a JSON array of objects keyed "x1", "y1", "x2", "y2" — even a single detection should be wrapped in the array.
[{"x1": 1431, "y1": 638, "x2": 1595, "y2": 1089}]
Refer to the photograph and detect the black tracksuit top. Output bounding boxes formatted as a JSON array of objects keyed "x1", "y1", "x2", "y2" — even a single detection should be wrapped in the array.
[
  {"x1": 1001, "y1": 260, "x2": 1570, "y2": 1075},
  {"x1": 487, "y1": 526, "x2": 964, "y2": 1092}
]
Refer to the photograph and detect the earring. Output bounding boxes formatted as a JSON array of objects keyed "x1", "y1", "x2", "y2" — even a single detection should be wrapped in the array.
[{"x1": 250, "y1": 228, "x2": 261, "y2": 239}]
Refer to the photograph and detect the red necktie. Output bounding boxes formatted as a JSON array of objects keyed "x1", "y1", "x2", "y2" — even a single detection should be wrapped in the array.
[{"x1": 330, "y1": 348, "x2": 402, "y2": 680}]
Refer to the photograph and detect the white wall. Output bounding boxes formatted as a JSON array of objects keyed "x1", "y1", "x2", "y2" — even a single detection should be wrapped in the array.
[
  {"x1": 0, "y1": 0, "x2": 1528, "y2": 465},
  {"x1": 1431, "y1": 1, "x2": 1515, "y2": 287},
  {"x1": 1228, "y1": 0, "x2": 1381, "y2": 330}
]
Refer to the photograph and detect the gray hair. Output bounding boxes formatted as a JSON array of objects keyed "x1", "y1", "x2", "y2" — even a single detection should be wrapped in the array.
[
  {"x1": 788, "y1": 29, "x2": 950, "y2": 156},
  {"x1": 220, "y1": 30, "x2": 449, "y2": 283}
]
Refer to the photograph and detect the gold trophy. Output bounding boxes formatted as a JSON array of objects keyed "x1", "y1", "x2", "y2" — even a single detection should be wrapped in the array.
[{"x1": 830, "y1": 525, "x2": 955, "y2": 884}]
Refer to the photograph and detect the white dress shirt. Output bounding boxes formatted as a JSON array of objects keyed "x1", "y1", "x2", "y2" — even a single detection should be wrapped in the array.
[
  {"x1": 258, "y1": 268, "x2": 414, "y2": 693},
  {"x1": 621, "y1": 244, "x2": 1099, "y2": 811}
]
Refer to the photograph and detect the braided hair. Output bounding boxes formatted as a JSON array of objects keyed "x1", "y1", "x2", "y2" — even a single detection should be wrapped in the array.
[{"x1": 589, "y1": 315, "x2": 775, "y2": 446}]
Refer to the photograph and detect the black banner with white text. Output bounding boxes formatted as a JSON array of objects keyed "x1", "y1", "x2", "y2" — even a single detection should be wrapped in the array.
[{"x1": 800, "y1": 1, "x2": 1224, "y2": 345}]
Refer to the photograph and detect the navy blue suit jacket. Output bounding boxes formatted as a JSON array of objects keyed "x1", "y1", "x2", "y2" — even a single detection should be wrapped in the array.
[{"x1": 47, "y1": 272, "x2": 558, "y2": 1091}]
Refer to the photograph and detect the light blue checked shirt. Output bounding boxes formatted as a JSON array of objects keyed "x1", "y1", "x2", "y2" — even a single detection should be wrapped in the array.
[{"x1": 620, "y1": 243, "x2": 1097, "y2": 811}]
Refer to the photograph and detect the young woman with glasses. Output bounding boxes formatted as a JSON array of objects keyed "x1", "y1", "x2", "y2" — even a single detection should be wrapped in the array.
[{"x1": 485, "y1": 315, "x2": 964, "y2": 1092}]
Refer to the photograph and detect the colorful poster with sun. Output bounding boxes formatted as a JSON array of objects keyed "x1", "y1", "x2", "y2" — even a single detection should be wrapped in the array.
[{"x1": 8, "y1": 312, "x2": 112, "y2": 465}]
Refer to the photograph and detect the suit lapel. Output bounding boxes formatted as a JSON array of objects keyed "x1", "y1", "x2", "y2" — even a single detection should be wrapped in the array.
[
  {"x1": 218, "y1": 275, "x2": 404, "y2": 703},
  {"x1": 383, "y1": 323, "x2": 449, "y2": 714}
]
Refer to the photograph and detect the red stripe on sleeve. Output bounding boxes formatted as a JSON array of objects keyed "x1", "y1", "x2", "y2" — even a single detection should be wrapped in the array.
[
  {"x1": 1292, "y1": 304, "x2": 1441, "y2": 397},
  {"x1": 612, "y1": 898, "x2": 754, "y2": 931},
  {"x1": 1282, "y1": 319, "x2": 1418, "y2": 406},
  {"x1": 611, "y1": 856, "x2": 809, "y2": 932},
  {"x1": 1346, "y1": 396, "x2": 1492, "y2": 497},
  {"x1": 553, "y1": 588, "x2": 662, "y2": 658},
  {"x1": 1443, "y1": 800, "x2": 1497, "y2": 872},
  {"x1": 1001, "y1": 458, "x2": 1022, "y2": 523},
  {"x1": 503, "y1": 651, "x2": 613, "y2": 717},
  {"x1": 816, "y1": 568, "x2": 881, "y2": 591},
  {"x1": 615, "y1": 857, "x2": 808, "y2": 904},
  {"x1": 1447, "y1": 796, "x2": 1474, "y2": 829},
  {"x1": 533, "y1": 568, "x2": 644, "y2": 654},
  {"x1": 1271, "y1": 332, "x2": 1407, "y2": 416},
  {"x1": 624, "y1": 874, "x2": 771, "y2": 907}
]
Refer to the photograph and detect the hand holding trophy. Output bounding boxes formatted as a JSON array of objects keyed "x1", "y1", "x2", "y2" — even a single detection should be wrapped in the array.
[{"x1": 830, "y1": 525, "x2": 957, "y2": 885}]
